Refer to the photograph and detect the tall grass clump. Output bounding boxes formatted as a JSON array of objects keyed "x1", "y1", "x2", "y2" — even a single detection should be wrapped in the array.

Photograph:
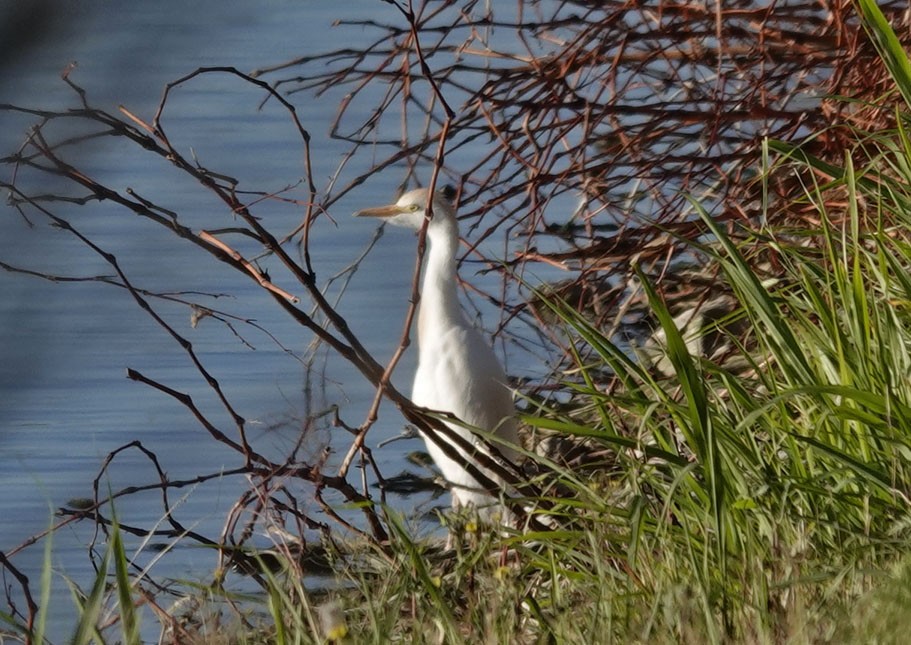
[
  {"x1": 509, "y1": 156, "x2": 911, "y2": 642},
  {"x1": 514, "y1": 125, "x2": 911, "y2": 645}
]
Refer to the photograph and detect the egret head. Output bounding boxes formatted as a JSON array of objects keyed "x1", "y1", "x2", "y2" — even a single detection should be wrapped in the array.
[{"x1": 354, "y1": 185, "x2": 457, "y2": 230}]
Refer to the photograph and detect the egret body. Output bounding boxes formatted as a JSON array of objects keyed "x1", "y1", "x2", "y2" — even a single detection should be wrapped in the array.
[{"x1": 356, "y1": 186, "x2": 520, "y2": 514}]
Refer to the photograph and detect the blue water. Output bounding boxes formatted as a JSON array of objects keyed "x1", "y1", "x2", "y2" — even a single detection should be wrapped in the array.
[{"x1": 0, "y1": 2, "x2": 406, "y2": 639}]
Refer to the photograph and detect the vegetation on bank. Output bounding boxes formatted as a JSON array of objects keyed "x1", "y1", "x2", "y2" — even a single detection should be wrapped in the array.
[{"x1": 5, "y1": 1, "x2": 911, "y2": 643}]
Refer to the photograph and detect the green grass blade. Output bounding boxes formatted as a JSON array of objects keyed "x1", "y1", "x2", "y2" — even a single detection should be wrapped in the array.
[
  {"x1": 856, "y1": 0, "x2": 911, "y2": 110},
  {"x1": 32, "y1": 516, "x2": 54, "y2": 644},
  {"x1": 110, "y1": 524, "x2": 140, "y2": 644},
  {"x1": 70, "y1": 545, "x2": 110, "y2": 645}
]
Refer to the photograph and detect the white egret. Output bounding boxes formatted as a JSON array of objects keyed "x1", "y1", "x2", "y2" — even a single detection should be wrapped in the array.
[{"x1": 355, "y1": 185, "x2": 520, "y2": 519}]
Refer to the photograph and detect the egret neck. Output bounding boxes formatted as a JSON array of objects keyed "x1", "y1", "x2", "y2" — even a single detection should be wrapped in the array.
[{"x1": 417, "y1": 211, "x2": 464, "y2": 348}]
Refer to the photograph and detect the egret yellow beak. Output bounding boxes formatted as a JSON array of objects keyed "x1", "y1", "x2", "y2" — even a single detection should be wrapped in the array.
[{"x1": 354, "y1": 204, "x2": 403, "y2": 218}]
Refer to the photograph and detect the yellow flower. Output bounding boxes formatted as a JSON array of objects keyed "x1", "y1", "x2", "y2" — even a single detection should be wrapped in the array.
[{"x1": 318, "y1": 601, "x2": 348, "y2": 642}]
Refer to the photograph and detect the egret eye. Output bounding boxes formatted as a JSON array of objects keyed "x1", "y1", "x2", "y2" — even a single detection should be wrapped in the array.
[{"x1": 409, "y1": 204, "x2": 421, "y2": 212}]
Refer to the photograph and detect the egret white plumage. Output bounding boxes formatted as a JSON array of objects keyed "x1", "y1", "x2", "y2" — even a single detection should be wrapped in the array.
[{"x1": 355, "y1": 185, "x2": 520, "y2": 518}]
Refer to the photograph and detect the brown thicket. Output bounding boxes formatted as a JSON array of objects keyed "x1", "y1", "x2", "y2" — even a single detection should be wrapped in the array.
[
  {"x1": 257, "y1": 0, "x2": 908, "y2": 329},
  {"x1": 1, "y1": 0, "x2": 907, "y2": 637}
]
